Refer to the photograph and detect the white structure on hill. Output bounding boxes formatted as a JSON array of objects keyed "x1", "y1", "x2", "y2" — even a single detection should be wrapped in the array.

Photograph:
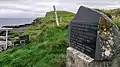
[{"x1": 0, "y1": 28, "x2": 13, "y2": 51}]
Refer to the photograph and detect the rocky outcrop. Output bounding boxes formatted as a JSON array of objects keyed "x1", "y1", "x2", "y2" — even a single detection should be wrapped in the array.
[
  {"x1": 2, "y1": 23, "x2": 33, "y2": 28},
  {"x1": 0, "y1": 41, "x2": 13, "y2": 51}
]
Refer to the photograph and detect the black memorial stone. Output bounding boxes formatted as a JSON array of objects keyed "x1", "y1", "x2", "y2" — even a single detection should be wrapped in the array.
[
  {"x1": 70, "y1": 21, "x2": 98, "y2": 58},
  {"x1": 69, "y1": 6, "x2": 120, "y2": 60}
]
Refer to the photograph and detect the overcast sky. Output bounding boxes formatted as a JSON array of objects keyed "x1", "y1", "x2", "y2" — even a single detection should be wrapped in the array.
[{"x1": 0, "y1": 0, "x2": 120, "y2": 18}]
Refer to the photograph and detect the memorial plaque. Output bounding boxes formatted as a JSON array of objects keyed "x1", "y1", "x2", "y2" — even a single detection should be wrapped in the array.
[
  {"x1": 70, "y1": 21, "x2": 98, "y2": 58},
  {"x1": 69, "y1": 6, "x2": 120, "y2": 60}
]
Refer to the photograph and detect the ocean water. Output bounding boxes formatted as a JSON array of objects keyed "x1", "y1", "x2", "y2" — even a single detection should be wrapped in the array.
[{"x1": 0, "y1": 18, "x2": 34, "y2": 27}]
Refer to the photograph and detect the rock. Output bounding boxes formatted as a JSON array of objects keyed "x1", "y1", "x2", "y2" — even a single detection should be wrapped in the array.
[{"x1": 0, "y1": 41, "x2": 13, "y2": 51}]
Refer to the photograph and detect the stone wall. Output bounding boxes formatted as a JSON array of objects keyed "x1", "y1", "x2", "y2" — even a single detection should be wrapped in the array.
[{"x1": 66, "y1": 47, "x2": 119, "y2": 67}]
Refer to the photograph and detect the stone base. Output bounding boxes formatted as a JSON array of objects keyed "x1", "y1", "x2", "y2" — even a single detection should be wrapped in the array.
[{"x1": 66, "y1": 47, "x2": 118, "y2": 67}]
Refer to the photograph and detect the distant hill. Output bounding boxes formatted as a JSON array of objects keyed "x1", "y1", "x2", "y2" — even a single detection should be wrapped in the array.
[
  {"x1": 45, "y1": 11, "x2": 75, "y2": 17},
  {"x1": 95, "y1": 8, "x2": 120, "y2": 18},
  {"x1": 34, "y1": 11, "x2": 75, "y2": 24}
]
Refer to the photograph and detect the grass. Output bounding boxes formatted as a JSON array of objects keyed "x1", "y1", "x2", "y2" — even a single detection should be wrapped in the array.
[
  {"x1": 0, "y1": 10, "x2": 72, "y2": 67},
  {"x1": 0, "y1": 25, "x2": 68, "y2": 67},
  {"x1": 113, "y1": 17, "x2": 120, "y2": 30},
  {"x1": 45, "y1": 11, "x2": 75, "y2": 17}
]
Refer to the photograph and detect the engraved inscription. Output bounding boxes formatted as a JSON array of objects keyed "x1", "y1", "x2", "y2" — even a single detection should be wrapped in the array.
[{"x1": 70, "y1": 22, "x2": 98, "y2": 58}]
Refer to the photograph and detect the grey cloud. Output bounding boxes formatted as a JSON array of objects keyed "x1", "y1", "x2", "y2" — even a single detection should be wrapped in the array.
[
  {"x1": 0, "y1": 0, "x2": 120, "y2": 18},
  {"x1": 57, "y1": 0, "x2": 120, "y2": 12},
  {"x1": 0, "y1": 4, "x2": 48, "y2": 13},
  {"x1": 0, "y1": 0, "x2": 58, "y2": 18}
]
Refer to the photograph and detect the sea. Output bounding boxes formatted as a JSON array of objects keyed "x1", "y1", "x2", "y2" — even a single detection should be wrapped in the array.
[{"x1": 0, "y1": 18, "x2": 34, "y2": 28}]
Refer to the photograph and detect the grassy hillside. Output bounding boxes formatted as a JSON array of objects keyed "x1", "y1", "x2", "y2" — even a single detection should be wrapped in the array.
[
  {"x1": 0, "y1": 9, "x2": 120, "y2": 67},
  {"x1": 45, "y1": 11, "x2": 75, "y2": 17},
  {"x1": 0, "y1": 11, "x2": 74, "y2": 67},
  {"x1": 0, "y1": 26, "x2": 68, "y2": 67}
]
